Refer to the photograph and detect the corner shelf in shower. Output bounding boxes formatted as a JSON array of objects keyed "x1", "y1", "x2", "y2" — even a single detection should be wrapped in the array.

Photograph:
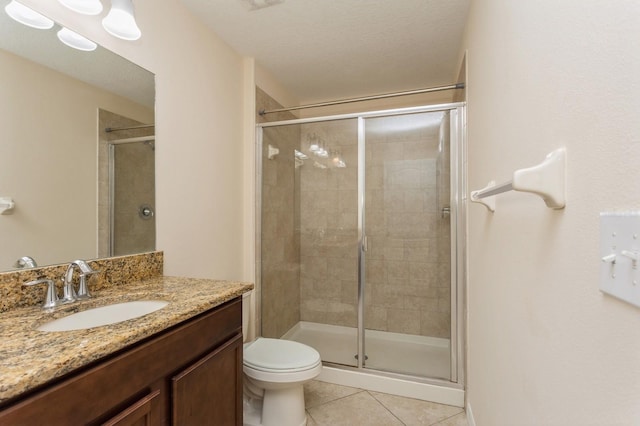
[{"x1": 470, "y1": 147, "x2": 566, "y2": 212}]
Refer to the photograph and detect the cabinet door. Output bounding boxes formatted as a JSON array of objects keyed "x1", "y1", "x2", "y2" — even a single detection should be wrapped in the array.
[
  {"x1": 172, "y1": 333, "x2": 242, "y2": 426},
  {"x1": 102, "y1": 389, "x2": 161, "y2": 426}
]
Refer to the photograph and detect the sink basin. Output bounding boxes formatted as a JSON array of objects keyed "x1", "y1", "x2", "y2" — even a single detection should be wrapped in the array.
[{"x1": 37, "y1": 300, "x2": 169, "y2": 332}]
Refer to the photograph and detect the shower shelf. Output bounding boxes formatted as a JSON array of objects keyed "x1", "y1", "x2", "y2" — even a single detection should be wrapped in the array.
[{"x1": 470, "y1": 147, "x2": 566, "y2": 212}]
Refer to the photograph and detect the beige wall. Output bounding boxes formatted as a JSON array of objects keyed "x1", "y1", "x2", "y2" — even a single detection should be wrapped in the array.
[
  {"x1": 0, "y1": 48, "x2": 151, "y2": 271},
  {"x1": 462, "y1": 0, "x2": 640, "y2": 424},
  {"x1": 24, "y1": 0, "x2": 246, "y2": 280}
]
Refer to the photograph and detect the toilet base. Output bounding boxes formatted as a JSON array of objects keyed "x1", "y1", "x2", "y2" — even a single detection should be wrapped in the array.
[
  {"x1": 242, "y1": 395, "x2": 263, "y2": 426},
  {"x1": 243, "y1": 385, "x2": 307, "y2": 426}
]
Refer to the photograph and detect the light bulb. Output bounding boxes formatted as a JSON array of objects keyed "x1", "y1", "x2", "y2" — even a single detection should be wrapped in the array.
[
  {"x1": 102, "y1": 0, "x2": 141, "y2": 41},
  {"x1": 57, "y1": 27, "x2": 97, "y2": 51},
  {"x1": 5, "y1": 0, "x2": 54, "y2": 29},
  {"x1": 57, "y1": 0, "x2": 103, "y2": 15}
]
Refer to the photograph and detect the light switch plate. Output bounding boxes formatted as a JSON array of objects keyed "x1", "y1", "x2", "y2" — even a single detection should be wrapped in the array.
[{"x1": 600, "y1": 212, "x2": 640, "y2": 308}]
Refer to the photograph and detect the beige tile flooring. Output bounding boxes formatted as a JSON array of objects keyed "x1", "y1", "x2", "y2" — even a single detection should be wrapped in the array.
[{"x1": 304, "y1": 380, "x2": 468, "y2": 426}]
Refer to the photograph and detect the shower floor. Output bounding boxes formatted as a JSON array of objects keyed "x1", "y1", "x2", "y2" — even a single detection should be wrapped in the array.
[{"x1": 281, "y1": 321, "x2": 450, "y2": 380}]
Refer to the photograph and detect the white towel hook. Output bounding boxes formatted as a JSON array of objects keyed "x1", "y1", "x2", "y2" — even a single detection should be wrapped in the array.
[{"x1": 0, "y1": 197, "x2": 15, "y2": 215}]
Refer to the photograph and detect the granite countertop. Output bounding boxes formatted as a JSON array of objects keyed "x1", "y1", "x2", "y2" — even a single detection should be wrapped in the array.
[{"x1": 0, "y1": 276, "x2": 253, "y2": 405}]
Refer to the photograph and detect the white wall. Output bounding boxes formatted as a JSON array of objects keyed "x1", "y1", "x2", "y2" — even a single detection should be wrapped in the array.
[
  {"x1": 24, "y1": 0, "x2": 247, "y2": 280},
  {"x1": 462, "y1": 1, "x2": 640, "y2": 424}
]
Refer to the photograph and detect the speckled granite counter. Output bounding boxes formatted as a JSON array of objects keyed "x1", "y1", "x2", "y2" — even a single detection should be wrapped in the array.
[{"x1": 0, "y1": 276, "x2": 253, "y2": 405}]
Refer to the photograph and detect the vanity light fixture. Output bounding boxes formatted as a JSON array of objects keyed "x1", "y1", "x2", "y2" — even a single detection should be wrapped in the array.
[
  {"x1": 57, "y1": 27, "x2": 97, "y2": 51},
  {"x1": 57, "y1": 0, "x2": 103, "y2": 15},
  {"x1": 102, "y1": 0, "x2": 141, "y2": 41},
  {"x1": 4, "y1": 0, "x2": 54, "y2": 29}
]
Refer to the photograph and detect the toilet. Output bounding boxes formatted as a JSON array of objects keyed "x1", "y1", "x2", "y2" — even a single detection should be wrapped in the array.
[{"x1": 242, "y1": 292, "x2": 322, "y2": 426}]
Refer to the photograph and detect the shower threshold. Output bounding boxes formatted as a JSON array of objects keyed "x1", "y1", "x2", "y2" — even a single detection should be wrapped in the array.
[{"x1": 281, "y1": 321, "x2": 450, "y2": 380}]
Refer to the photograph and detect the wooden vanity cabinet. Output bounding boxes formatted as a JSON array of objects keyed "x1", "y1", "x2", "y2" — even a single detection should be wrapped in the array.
[{"x1": 0, "y1": 297, "x2": 243, "y2": 426}]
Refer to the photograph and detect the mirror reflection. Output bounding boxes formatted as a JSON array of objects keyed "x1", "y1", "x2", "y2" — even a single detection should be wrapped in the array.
[{"x1": 0, "y1": 1, "x2": 155, "y2": 272}]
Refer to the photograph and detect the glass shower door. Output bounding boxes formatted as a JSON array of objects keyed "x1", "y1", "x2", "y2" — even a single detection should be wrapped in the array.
[
  {"x1": 260, "y1": 118, "x2": 361, "y2": 367},
  {"x1": 362, "y1": 111, "x2": 452, "y2": 379},
  {"x1": 109, "y1": 140, "x2": 156, "y2": 256}
]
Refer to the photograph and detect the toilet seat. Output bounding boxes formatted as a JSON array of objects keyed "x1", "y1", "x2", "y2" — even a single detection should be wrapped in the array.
[{"x1": 244, "y1": 338, "x2": 321, "y2": 373}]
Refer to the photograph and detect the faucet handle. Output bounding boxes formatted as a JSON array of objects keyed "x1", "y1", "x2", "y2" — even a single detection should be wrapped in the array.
[
  {"x1": 75, "y1": 261, "x2": 100, "y2": 300},
  {"x1": 24, "y1": 278, "x2": 59, "y2": 309},
  {"x1": 76, "y1": 270, "x2": 100, "y2": 300}
]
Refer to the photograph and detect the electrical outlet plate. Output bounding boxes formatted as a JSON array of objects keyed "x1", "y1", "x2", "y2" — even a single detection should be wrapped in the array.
[{"x1": 600, "y1": 212, "x2": 640, "y2": 308}]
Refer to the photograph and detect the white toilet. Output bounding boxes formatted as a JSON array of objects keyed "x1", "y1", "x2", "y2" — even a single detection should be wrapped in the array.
[{"x1": 242, "y1": 292, "x2": 322, "y2": 426}]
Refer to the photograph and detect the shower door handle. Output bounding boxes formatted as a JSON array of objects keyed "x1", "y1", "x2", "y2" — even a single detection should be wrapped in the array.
[
  {"x1": 362, "y1": 235, "x2": 369, "y2": 252},
  {"x1": 441, "y1": 206, "x2": 451, "y2": 218}
]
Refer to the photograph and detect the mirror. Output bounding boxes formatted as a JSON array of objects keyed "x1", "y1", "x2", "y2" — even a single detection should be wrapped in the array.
[{"x1": 0, "y1": 1, "x2": 155, "y2": 272}]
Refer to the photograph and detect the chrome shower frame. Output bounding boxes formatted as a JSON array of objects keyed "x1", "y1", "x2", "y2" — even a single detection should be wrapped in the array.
[{"x1": 255, "y1": 102, "x2": 467, "y2": 391}]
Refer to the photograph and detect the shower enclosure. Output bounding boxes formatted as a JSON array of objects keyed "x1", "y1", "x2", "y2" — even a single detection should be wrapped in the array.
[
  {"x1": 108, "y1": 137, "x2": 156, "y2": 256},
  {"x1": 257, "y1": 103, "x2": 465, "y2": 397}
]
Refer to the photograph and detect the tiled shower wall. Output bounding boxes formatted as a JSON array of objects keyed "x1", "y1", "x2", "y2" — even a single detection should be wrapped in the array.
[
  {"x1": 299, "y1": 114, "x2": 451, "y2": 338},
  {"x1": 364, "y1": 113, "x2": 451, "y2": 338},
  {"x1": 257, "y1": 88, "x2": 301, "y2": 338},
  {"x1": 299, "y1": 120, "x2": 360, "y2": 328}
]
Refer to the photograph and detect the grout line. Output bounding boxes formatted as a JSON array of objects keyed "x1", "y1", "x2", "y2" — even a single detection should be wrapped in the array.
[
  {"x1": 306, "y1": 409, "x2": 318, "y2": 425},
  {"x1": 367, "y1": 390, "x2": 408, "y2": 426},
  {"x1": 305, "y1": 388, "x2": 367, "y2": 410},
  {"x1": 368, "y1": 389, "x2": 465, "y2": 426},
  {"x1": 432, "y1": 409, "x2": 464, "y2": 426}
]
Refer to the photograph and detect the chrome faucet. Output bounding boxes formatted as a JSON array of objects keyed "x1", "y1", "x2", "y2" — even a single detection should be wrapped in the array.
[
  {"x1": 23, "y1": 260, "x2": 100, "y2": 309},
  {"x1": 62, "y1": 260, "x2": 100, "y2": 303}
]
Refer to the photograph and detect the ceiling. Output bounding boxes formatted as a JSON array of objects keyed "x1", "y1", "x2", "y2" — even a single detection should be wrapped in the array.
[{"x1": 179, "y1": 0, "x2": 470, "y2": 104}]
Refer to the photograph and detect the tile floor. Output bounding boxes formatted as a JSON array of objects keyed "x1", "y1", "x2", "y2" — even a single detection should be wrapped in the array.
[{"x1": 304, "y1": 380, "x2": 468, "y2": 426}]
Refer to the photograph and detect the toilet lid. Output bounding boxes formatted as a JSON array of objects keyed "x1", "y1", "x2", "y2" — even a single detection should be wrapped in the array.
[{"x1": 244, "y1": 338, "x2": 321, "y2": 372}]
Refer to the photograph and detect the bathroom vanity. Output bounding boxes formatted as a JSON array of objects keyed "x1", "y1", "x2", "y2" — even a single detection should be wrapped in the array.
[{"x1": 0, "y1": 275, "x2": 253, "y2": 425}]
